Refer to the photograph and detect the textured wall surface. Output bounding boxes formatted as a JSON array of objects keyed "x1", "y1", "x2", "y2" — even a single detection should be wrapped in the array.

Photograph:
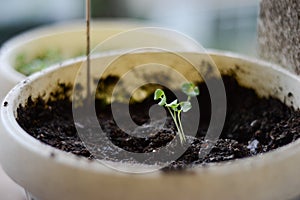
[{"x1": 258, "y1": 0, "x2": 300, "y2": 74}]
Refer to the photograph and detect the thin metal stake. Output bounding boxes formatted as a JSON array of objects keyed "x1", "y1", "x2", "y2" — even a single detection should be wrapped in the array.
[{"x1": 86, "y1": 0, "x2": 91, "y2": 102}]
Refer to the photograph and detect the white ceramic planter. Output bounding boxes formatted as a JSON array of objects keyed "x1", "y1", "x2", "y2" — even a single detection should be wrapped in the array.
[
  {"x1": 0, "y1": 19, "x2": 185, "y2": 100},
  {"x1": 1, "y1": 51, "x2": 300, "y2": 200}
]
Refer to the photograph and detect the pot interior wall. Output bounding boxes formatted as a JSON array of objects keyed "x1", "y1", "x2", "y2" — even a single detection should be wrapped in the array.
[{"x1": 14, "y1": 52, "x2": 300, "y2": 116}]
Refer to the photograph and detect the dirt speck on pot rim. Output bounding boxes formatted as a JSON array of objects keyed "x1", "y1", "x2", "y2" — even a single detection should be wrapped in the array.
[
  {"x1": 50, "y1": 152, "x2": 56, "y2": 158},
  {"x1": 288, "y1": 92, "x2": 293, "y2": 98},
  {"x1": 3, "y1": 101, "x2": 8, "y2": 107}
]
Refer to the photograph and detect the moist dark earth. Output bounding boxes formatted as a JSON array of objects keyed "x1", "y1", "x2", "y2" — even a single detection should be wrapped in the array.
[{"x1": 16, "y1": 76, "x2": 300, "y2": 171}]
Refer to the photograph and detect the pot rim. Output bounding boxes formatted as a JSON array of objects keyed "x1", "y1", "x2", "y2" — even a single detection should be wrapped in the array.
[{"x1": 2, "y1": 49, "x2": 300, "y2": 176}]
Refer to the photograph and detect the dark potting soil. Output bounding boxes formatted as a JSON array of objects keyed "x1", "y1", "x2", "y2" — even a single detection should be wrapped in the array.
[{"x1": 16, "y1": 76, "x2": 300, "y2": 171}]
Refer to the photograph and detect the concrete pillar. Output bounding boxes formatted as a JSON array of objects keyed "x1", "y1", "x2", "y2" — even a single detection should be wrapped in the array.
[{"x1": 258, "y1": 0, "x2": 300, "y2": 74}]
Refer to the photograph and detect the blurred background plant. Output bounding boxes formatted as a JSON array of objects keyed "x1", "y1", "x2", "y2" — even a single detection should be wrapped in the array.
[{"x1": 0, "y1": 0, "x2": 259, "y2": 55}]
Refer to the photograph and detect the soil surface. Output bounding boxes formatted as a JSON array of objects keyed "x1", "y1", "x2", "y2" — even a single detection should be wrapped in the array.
[{"x1": 16, "y1": 76, "x2": 300, "y2": 171}]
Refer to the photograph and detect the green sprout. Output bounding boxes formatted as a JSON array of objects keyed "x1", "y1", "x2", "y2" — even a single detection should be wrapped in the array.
[{"x1": 154, "y1": 82, "x2": 199, "y2": 144}]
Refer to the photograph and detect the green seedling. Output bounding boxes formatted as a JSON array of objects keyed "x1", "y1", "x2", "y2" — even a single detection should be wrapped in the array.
[{"x1": 154, "y1": 82, "x2": 199, "y2": 144}]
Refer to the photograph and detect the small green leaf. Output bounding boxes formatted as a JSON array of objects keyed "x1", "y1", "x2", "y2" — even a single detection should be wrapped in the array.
[
  {"x1": 154, "y1": 89, "x2": 164, "y2": 100},
  {"x1": 180, "y1": 101, "x2": 192, "y2": 112},
  {"x1": 181, "y1": 82, "x2": 199, "y2": 97},
  {"x1": 158, "y1": 95, "x2": 166, "y2": 106},
  {"x1": 166, "y1": 99, "x2": 179, "y2": 111},
  {"x1": 193, "y1": 86, "x2": 200, "y2": 96},
  {"x1": 181, "y1": 82, "x2": 193, "y2": 94}
]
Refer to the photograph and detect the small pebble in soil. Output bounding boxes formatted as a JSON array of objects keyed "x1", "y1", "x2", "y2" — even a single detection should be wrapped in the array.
[{"x1": 247, "y1": 139, "x2": 260, "y2": 154}]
